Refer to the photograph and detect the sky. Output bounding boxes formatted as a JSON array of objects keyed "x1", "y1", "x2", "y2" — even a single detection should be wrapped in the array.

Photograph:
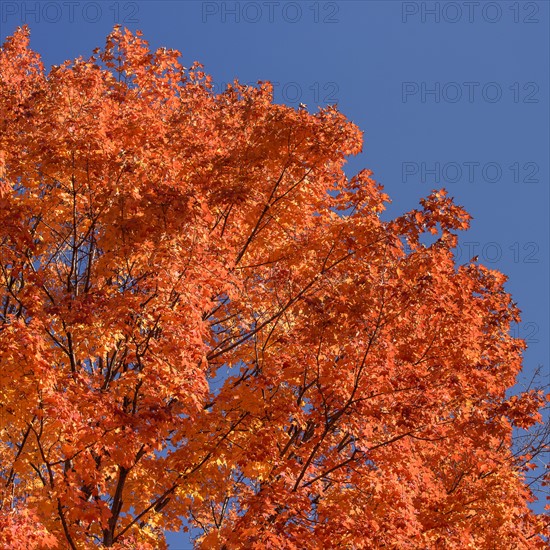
[{"x1": 1, "y1": 1, "x2": 548, "y2": 548}]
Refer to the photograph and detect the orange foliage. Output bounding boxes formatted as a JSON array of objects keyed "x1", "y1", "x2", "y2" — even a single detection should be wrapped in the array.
[{"x1": 0, "y1": 26, "x2": 548, "y2": 548}]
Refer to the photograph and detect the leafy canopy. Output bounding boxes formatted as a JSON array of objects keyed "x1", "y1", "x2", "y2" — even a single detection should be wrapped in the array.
[{"x1": 0, "y1": 26, "x2": 548, "y2": 549}]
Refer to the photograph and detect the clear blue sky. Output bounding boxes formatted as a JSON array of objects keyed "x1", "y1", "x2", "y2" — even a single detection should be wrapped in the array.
[{"x1": 1, "y1": 1, "x2": 548, "y2": 548}]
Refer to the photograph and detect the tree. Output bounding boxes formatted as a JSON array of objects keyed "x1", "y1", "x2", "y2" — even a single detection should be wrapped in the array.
[{"x1": 0, "y1": 26, "x2": 548, "y2": 549}]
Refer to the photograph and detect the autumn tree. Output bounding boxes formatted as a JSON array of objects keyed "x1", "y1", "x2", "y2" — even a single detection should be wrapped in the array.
[{"x1": 0, "y1": 26, "x2": 548, "y2": 549}]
